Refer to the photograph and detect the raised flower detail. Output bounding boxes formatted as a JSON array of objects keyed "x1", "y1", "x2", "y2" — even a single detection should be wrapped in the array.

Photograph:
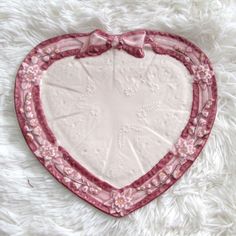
[
  {"x1": 124, "y1": 87, "x2": 136, "y2": 97},
  {"x1": 90, "y1": 106, "x2": 100, "y2": 117},
  {"x1": 71, "y1": 176, "x2": 99, "y2": 195},
  {"x1": 195, "y1": 126, "x2": 209, "y2": 138},
  {"x1": 19, "y1": 62, "x2": 42, "y2": 90},
  {"x1": 55, "y1": 166, "x2": 100, "y2": 195},
  {"x1": 120, "y1": 124, "x2": 130, "y2": 134},
  {"x1": 38, "y1": 143, "x2": 58, "y2": 166},
  {"x1": 37, "y1": 45, "x2": 60, "y2": 62},
  {"x1": 28, "y1": 118, "x2": 39, "y2": 127},
  {"x1": 174, "y1": 137, "x2": 196, "y2": 159},
  {"x1": 192, "y1": 64, "x2": 214, "y2": 90},
  {"x1": 104, "y1": 188, "x2": 133, "y2": 216},
  {"x1": 86, "y1": 82, "x2": 96, "y2": 95},
  {"x1": 137, "y1": 178, "x2": 161, "y2": 194},
  {"x1": 185, "y1": 46, "x2": 193, "y2": 53},
  {"x1": 136, "y1": 108, "x2": 148, "y2": 123},
  {"x1": 21, "y1": 63, "x2": 41, "y2": 82}
]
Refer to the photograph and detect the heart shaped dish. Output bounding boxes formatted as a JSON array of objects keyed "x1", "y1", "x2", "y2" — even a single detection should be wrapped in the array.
[{"x1": 15, "y1": 30, "x2": 217, "y2": 217}]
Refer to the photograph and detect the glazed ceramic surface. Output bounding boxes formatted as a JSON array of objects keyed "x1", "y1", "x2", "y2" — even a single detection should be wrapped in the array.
[{"x1": 15, "y1": 30, "x2": 217, "y2": 217}]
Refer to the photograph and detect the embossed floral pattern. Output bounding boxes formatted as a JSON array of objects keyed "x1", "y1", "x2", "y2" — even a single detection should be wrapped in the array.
[
  {"x1": 21, "y1": 63, "x2": 41, "y2": 82},
  {"x1": 192, "y1": 64, "x2": 214, "y2": 90},
  {"x1": 74, "y1": 177, "x2": 100, "y2": 195},
  {"x1": 105, "y1": 188, "x2": 133, "y2": 216},
  {"x1": 38, "y1": 46, "x2": 60, "y2": 62},
  {"x1": 70, "y1": 174, "x2": 100, "y2": 195},
  {"x1": 137, "y1": 177, "x2": 161, "y2": 194},
  {"x1": 54, "y1": 163, "x2": 101, "y2": 195},
  {"x1": 38, "y1": 143, "x2": 58, "y2": 166},
  {"x1": 28, "y1": 118, "x2": 39, "y2": 127},
  {"x1": 188, "y1": 100, "x2": 213, "y2": 141},
  {"x1": 14, "y1": 30, "x2": 217, "y2": 217},
  {"x1": 174, "y1": 45, "x2": 193, "y2": 54},
  {"x1": 90, "y1": 107, "x2": 100, "y2": 117},
  {"x1": 19, "y1": 62, "x2": 42, "y2": 89},
  {"x1": 136, "y1": 108, "x2": 148, "y2": 123},
  {"x1": 174, "y1": 137, "x2": 196, "y2": 158}
]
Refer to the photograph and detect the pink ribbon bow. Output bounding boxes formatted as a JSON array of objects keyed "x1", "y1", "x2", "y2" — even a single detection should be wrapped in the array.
[{"x1": 78, "y1": 29, "x2": 147, "y2": 58}]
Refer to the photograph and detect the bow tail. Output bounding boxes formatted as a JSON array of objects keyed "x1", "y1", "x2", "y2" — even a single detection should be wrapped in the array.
[
  {"x1": 75, "y1": 43, "x2": 112, "y2": 58},
  {"x1": 122, "y1": 44, "x2": 145, "y2": 58}
]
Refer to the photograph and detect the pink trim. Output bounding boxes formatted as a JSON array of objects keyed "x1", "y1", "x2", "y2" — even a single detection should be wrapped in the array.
[{"x1": 14, "y1": 29, "x2": 217, "y2": 217}]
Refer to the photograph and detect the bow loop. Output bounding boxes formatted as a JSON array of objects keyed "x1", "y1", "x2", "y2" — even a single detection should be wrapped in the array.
[
  {"x1": 114, "y1": 30, "x2": 146, "y2": 58},
  {"x1": 121, "y1": 31, "x2": 146, "y2": 49},
  {"x1": 86, "y1": 30, "x2": 112, "y2": 56}
]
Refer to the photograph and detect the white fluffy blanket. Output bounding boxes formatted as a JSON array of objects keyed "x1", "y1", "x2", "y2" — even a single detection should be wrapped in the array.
[{"x1": 0, "y1": 1, "x2": 236, "y2": 235}]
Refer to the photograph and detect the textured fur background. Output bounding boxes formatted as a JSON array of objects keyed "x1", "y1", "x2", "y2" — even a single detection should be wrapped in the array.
[{"x1": 0, "y1": 0, "x2": 236, "y2": 235}]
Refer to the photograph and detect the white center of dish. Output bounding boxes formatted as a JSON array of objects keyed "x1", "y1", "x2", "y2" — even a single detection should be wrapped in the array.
[{"x1": 41, "y1": 49, "x2": 192, "y2": 188}]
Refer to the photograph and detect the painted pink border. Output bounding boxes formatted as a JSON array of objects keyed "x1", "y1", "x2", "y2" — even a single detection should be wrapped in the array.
[{"x1": 14, "y1": 30, "x2": 217, "y2": 217}]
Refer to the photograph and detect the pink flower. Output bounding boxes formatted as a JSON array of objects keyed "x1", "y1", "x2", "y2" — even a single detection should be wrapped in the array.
[
  {"x1": 38, "y1": 144, "x2": 58, "y2": 166},
  {"x1": 196, "y1": 126, "x2": 209, "y2": 138},
  {"x1": 173, "y1": 45, "x2": 183, "y2": 52},
  {"x1": 186, "y1": 46, "x2": 193, "y2": 53},
  {"x1": 174, "y1": 45, "x2": 193, "y2": 54},
  {"x1": 19, "y1": 62, "x2": 42, "y2": 90},
  {"x1": 174, "y1": 137, "x2": 196, "y2": 158},
  {"x1": 192, "y1": 64, "x2": 214, "y2": 90},
  {"x1": 105, "y1": 188, "x2": 133, "y2": 216},
  {"x1": 20, "y1": 63, "x2": 41, "y2": 83},
  {"x1": 28, "y1": 119, "x2": 38, "y2": 127},
  {"x1": 38, "y1": 46, "x2": 60, "y2": 62}
]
